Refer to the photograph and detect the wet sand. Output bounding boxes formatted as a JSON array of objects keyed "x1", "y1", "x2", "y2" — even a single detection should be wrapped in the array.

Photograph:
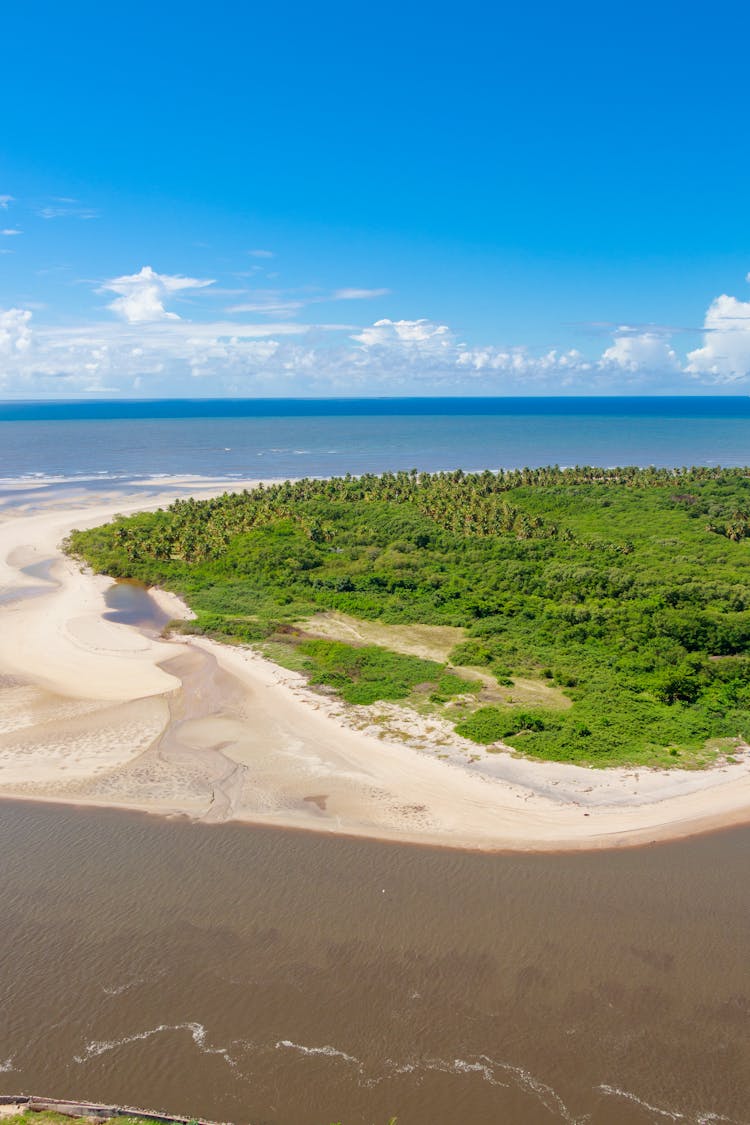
[{"x1": 1, "y1": 478, "x2": 750, "y2": 851}]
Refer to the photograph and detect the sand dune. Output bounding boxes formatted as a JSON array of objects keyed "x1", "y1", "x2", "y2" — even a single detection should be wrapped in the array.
[{"x1": 1, "y1": 477, "x2": 750, "y2": 851}]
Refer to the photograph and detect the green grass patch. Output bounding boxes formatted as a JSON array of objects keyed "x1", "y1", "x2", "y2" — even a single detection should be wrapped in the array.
[{"x1": 297, "y1": 639, "x2": 475, "y2": 705}]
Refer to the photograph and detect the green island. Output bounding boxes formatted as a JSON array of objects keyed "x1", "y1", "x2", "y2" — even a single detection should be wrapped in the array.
[{"x1": 67, "y1": 466, "x2": 750, "y2": 769}]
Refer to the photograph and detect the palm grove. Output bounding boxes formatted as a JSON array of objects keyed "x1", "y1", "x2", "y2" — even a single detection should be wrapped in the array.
[{"x1": 68, "y1": 466, "x2": 750, "y2": 767}]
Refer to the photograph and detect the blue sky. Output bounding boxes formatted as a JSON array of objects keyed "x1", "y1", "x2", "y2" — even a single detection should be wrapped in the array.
[{"x1": 1, "y1": 0, "x2": 749, "y2": 397}]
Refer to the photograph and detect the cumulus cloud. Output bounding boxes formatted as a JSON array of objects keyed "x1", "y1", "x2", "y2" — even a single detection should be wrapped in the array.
[
  {"x1": 0, "y1": 195, "x2": 12, "y2": 210},
  {"x1": 457, "y1": 346, "x2": 589, "y2": 377},
  {"x1": 103, "y1": 266, "x2": 215, "y2": 324},
  {"x1": 12, "y1": 263, "x2": 750, "y2": 397},
  {"x1": 0, "y1": 302, "x2": 359, "y2": 396},
  {"x1": 0, "y1": 303, "x2": 692, "y2": 397},
  {"x1": 347, "y1": 318, "x2": 595, "y2": 389},
  {"x1": 353, "y1": 317, "x2": 454, "y2": 351},
  {"x1": 686, "y1": 292, "x2": 750, "y2": 381},
  {"x1": 0, "y1": 308, "x2": 32, "y2": 355},
  {"x1": 1, "y1": 228, "x2": 22, "y2": 236},
  {"x1": 248, "y1": 248, "x2": 274, "y2": 258},
  {"x1": 600, "y1": 328, "x2": 680, "y2": 372}
]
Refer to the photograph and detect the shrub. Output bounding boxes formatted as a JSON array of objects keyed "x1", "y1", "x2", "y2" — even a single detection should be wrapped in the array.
[
  {"x1": 456, "y1": 706, "x2": 554, "y2": 744},
  {"x1": 299, "y1": 640, "x2": 444, "y2": 705},
  {"x1": 450, "y1": 640, "x2": 495, "y2": 666}
]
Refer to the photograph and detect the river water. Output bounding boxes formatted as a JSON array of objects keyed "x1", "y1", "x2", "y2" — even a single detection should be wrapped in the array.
[{"x1": 1, "y1": 800, "x2": 748, "y2": 1124}]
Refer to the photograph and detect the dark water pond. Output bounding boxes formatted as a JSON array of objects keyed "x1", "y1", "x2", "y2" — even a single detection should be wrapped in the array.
[{"x1": 103, "y1": 581, "x2": 171, "y2": 634}]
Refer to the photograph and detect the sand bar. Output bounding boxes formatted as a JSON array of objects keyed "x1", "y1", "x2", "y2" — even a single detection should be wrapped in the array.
[{"x1": 1, "y1": 477, "x2": 750, "y2": 851}]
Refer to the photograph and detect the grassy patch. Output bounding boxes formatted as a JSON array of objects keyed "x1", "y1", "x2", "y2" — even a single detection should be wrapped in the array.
[
  {"x1": 258, "y1": 639, "x2": 311, "y2": 672},
  {"x1": 297, "y1": 639, "x2": 476, "y2": 705},
  {"x1": 300, "y1": 610, "x2": 465, "y2": 662}
]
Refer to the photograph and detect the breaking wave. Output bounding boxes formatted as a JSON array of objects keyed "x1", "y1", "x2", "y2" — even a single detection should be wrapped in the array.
[
  {"x1": 275, "y1": 1039, "x2": 361, "y2": 1066},
  {"x1": 390, "y1": 1055, "x2": 585, "y2": 1123},
  {"x1": 74, "y1": 1022, "x2": 237, "y2": 1069},
  {"x1": 274, "y1": 1042, "x2": 585, "y2": 1122},
  {"x1": 597, "y1": 1084, "x2": 747, "y2": 1124}
]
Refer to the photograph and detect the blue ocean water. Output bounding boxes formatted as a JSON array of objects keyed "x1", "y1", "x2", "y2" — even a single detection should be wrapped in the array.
[{"x1": 0, "y1": 396, "x2": 749, "y2": 480}]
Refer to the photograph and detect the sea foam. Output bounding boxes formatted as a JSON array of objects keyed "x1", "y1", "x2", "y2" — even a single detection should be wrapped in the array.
[
  {"x1": 275, "y1": 1039, "x2": 361, "y2": 1066},
  {"x1": 75, "y1": 1022, "x2": 237, "y2": 1069}
]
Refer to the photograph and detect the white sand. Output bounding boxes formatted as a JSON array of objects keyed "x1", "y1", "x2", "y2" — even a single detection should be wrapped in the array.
[{"x1": 1, "y1": 478, "x2": 750, "y2": 851}]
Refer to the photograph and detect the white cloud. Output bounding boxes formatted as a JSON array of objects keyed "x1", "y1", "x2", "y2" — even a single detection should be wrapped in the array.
[
  {"x1": 1, "y1": 228, "x2": 22, "y2": 236},
  {"x1": 49, "y1": 320, "x2": 320, "y2": 344},
  {"x1": 226, "y1": 290, "x2": 306, "y2": 318},
  {"x1": 686, "y1": 293, "x2": 750, "y2": 381},
  {"x1": 0, "y1": 195, "x2": 12, "y2": 210},
  {"x1": 248, "y1": 248, "x2": 274, "y2": 258},
  {"x1": 225, "y1": 287, "x2": 390, "y2": 316},
  {"x1": 458, "y1": 346, "x2": 589, "y2": 376},
  {"x1": 0, "y1": 308, "x2": 32, "y2": 355},
  {"x1": 228, "y1": 301, "x2": 306, "y2": 317},
  {"x1": 38, "y1": 202, "x2": 98, "y2": 220},
  {"x1": 333, "y1": 288, "x2": 390, "y2": 300},
  {"x1": 600, "y1": 328, "x2": 679, "y2": 372},
  {"x1": 0, "y1": 304, "x2": 693, "y2": 397},
  {"x1": 348, "y1": 318, "x2": 594, "y2": 388},
  {"x1": 353, "y1": 317, "x2": 454, "y2": 351},
  {"x1": 13, "y1": 264, "x2": 750, "y2": 397},
  {"x1": 103, "y1": 266, "x2": 215, "y2": 324}
]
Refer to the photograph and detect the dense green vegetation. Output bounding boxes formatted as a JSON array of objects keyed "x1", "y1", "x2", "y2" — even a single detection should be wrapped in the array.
[{"x1": 68, "y1": 466, "x2": 750, "y2": 766}]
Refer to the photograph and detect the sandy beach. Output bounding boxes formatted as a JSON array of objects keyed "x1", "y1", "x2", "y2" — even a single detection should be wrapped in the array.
[{"x1": 1, "y1": 477, "x2": 750, "y2": 851}]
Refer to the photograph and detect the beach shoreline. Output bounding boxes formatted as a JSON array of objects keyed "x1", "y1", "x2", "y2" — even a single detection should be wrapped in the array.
[{"x1": 1, "y1": 477, "x2": 750, "y2": 853}]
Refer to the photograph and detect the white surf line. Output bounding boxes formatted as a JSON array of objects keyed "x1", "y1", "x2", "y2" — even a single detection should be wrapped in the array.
[
  {"x1": 389, "y1": 1054, "x2": 585, "y2": 1124},
  {"x1": 74, "y1": 1022, "x2": 238, "y2": 1069},
  {"x1": 597, "y1": 1083, "x2": 749, "y2": 1125},
  {"x1": 274, "y1": 1039, "x2": 362, "y2": 1066}
]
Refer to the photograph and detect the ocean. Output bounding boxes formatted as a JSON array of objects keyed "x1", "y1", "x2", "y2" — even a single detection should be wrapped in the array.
[{"x1": 0, "y1": 396, "x2": 749, "y2": 481}]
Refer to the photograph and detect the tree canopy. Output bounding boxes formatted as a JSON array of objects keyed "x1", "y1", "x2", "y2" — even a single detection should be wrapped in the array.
[{"x1": 68, "y1": 466, "x2": 750, "y2": 767}]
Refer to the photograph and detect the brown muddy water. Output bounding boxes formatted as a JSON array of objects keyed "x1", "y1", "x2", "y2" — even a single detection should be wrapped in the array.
[{"x1": 0, "y1": 802, "x2": 748, "y2": 1125}]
